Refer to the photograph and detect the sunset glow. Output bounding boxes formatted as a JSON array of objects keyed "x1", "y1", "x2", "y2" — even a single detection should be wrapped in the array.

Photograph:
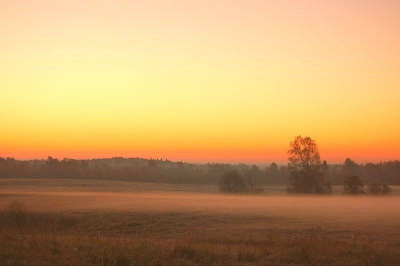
[{"x1": 1, "y1": 0, "x2": 399, "y2": 163}]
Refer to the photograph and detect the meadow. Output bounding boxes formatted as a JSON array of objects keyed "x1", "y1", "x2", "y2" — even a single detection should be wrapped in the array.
[{"x1": 1, "y1": 179, "x2": 400, "y2": 265}]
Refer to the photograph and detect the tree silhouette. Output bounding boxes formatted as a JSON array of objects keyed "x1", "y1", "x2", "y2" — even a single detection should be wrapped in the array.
[
  {"x1": 343, "y1": 158, "x2": 360, "y2": 177},
  {"x1": 287, "y1": 136, "x2": 331, "y2": 194},
  {"x1": 321, "y1": 160, "x2": 330, "y2": 179}
]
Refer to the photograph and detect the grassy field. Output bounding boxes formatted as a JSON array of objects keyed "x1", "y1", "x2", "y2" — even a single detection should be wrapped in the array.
[{"x1": 1, "y1": 179, "x2": 400, "y2": 265}]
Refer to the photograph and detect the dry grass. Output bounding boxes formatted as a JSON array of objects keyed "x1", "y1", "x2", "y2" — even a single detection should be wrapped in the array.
[{"x1": 1, "y1": 179, "x2": 400, "y2": 265}]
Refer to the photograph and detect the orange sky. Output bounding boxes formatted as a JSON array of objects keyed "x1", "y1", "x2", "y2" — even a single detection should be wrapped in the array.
[{"x1": 1, "y1": 0, "x2": 400, "y2": 163}]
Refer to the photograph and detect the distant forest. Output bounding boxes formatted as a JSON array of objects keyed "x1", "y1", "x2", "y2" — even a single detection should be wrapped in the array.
[{"x1": 0, "y1": 157, "x2": 400, "y2": 185}]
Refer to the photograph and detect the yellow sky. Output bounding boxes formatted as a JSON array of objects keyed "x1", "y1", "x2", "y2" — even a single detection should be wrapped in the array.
[{"x1": 1, "y1": 0, "x2": 399, "y2": 163}]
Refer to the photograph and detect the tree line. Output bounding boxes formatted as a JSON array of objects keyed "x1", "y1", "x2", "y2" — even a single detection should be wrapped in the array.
[
  {"x1": 1, "y1": 139, "x2": 399, "y2": 187},
  {"x1": 0, "y1": 157, "x2": 265, "y2": 184}
]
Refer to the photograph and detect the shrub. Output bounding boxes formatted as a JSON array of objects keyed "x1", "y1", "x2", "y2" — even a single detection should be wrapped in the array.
[
  {"x1": 368, "y1": 183, "x2": 392, "y2": 195},
  {"x1": 219, "y1": 170, "x2": 264, "y2": 194},
  {"x1": 343, "y1": 175, "x2": 364, "y2": 194},
  {"x1": 219, "y1": 170, "x2": 247, "y2": 193},
  {"x1": 246, "y1": 175, "x2": 264, "y2": 194}
]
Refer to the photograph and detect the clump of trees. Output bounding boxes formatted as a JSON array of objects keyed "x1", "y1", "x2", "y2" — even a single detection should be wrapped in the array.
[
  {"x1": 219, "y1": 170, "x2": 263, "y2": 194},
  {"x1": 286, "y1": 136, "x2": 331, "y2": 194}
]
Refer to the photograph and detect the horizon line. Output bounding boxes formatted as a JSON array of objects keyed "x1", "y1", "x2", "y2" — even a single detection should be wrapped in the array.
[{"x1": 2, "y1": 155, "x2": 399, "y2": 166}]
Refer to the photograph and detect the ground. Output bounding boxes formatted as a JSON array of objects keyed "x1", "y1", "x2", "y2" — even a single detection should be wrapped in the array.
[{"x1": 1, "y1": 179, "x2": 400, "y2": 265}]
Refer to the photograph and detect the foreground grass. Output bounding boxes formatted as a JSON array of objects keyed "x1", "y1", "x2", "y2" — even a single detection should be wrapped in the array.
[
  {"x1": 1, "y1": 201, "x2": 400, "y2": 265},
  {"x1": 2, "y1": 230, "x2": 400, "y2": 265}
]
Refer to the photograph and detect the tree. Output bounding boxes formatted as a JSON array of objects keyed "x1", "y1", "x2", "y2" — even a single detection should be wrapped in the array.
[
  {"x1": 343, "y1": 158, "x2": 359, "y2": 177},
  {"x1": 267, "y1": 163, "x2": 278, "y2": 177},
  {"x1": 343, "y1": 175, "x2": 364, "y2": 194},
  {"x1": 287, "y1": 136, "x2": 331, "y2": 194},
  {"x1": 219, "y1": 170, "x2": 247, "y2": 193},
  {"x1": 321, "y1": 160, "x2": 330, "y2": 179},
  {"x1": 269, "y1": 162, "x2": 278, "y2": 172},
  {"x1": 246, "y1": 166, "x2": 264, "y2": 194}
]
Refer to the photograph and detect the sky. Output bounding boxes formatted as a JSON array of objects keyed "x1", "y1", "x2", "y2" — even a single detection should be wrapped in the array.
[{"x1": 1, "y1": 0, "x2": 399, "y2": 163}]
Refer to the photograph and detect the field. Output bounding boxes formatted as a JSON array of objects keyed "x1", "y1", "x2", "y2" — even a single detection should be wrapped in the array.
[{"x1": 1, "y1": 179, "x2": 400, "y2": 265}]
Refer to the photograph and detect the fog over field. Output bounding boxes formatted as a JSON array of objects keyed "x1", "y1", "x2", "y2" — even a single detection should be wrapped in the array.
[
  {"x1": 3, "y1": 190, "x2": 400, "y2": 232},
  {"x1": 1, "y1": 179, "x2": 400, "y2": 265}
]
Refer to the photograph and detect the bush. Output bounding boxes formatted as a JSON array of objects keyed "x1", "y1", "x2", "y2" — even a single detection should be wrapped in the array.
[
  {"x1": 219, "y1": 170, "x2": 264, "y2": 194},
  {"x1": 246, "y1": 175, "x2": 264, "y2": 194},
  {"x1": 343, "y1": 175, "x2": 364, "y2": 194},
  {"x1": 219, "y1": 170, "x2": 247, "y2": 193},
  {"x1": 368, "y1": 183, "x2": 392, "y2": 195}
]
